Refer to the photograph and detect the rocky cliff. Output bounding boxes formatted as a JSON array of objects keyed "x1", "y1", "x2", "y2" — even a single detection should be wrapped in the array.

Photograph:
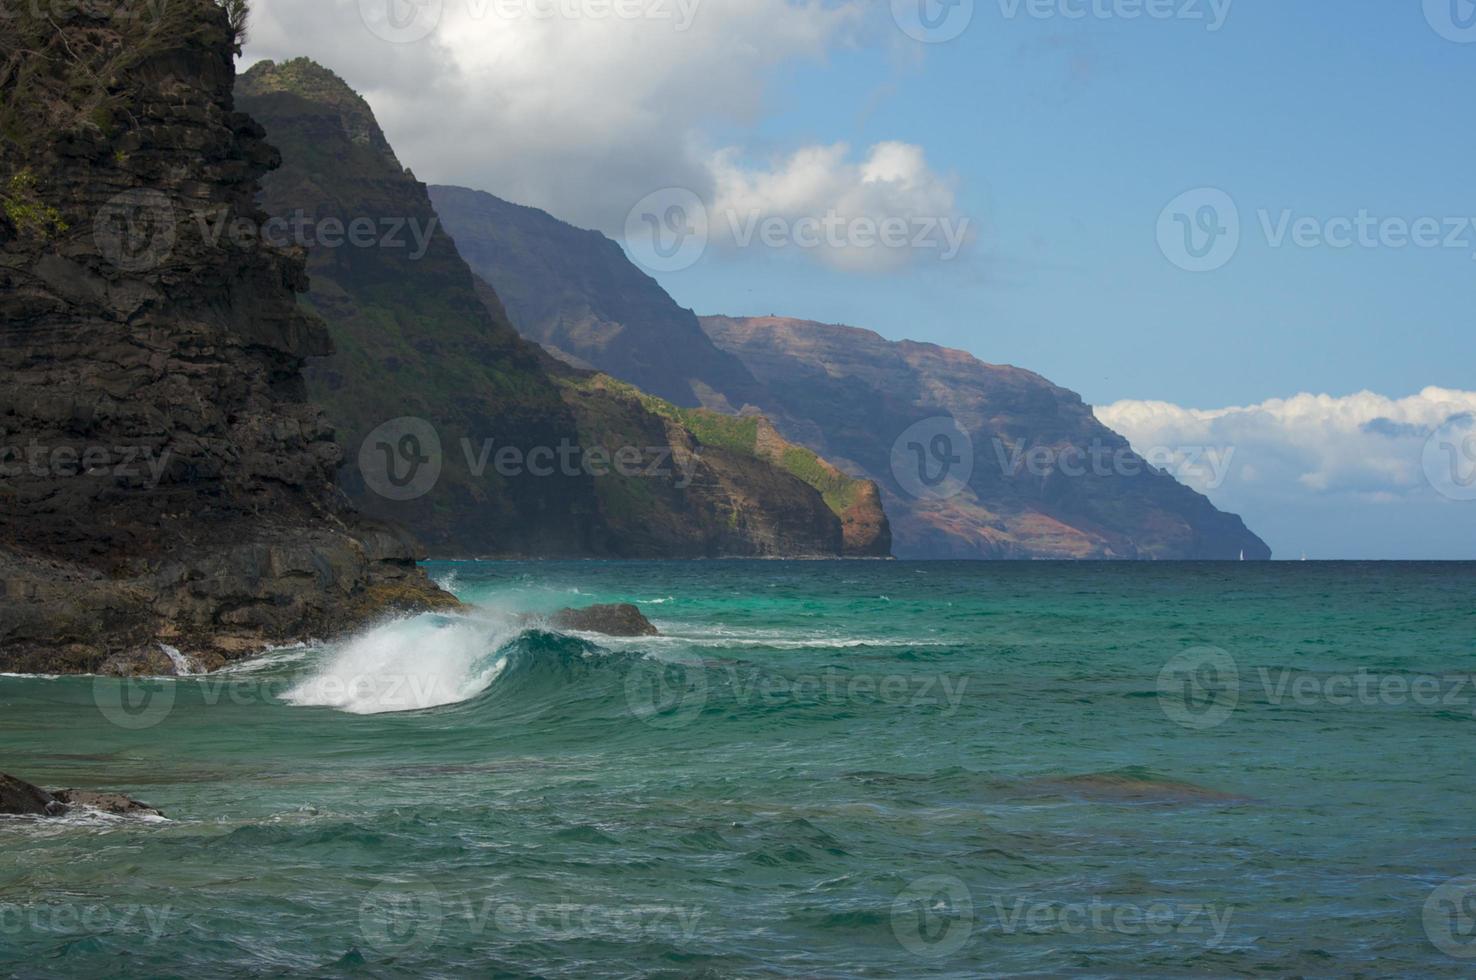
[
  {"x1": 0, "y1": 3, "x2": 454, "y2": 673},
  {"x1": 704, "y1": 317, "x2": 1272, "y2": 560},
  {"x1": 421, "y1": 179, "x2": 1266, "y2": 559},
  {"x1": 236, "y1": 59, "x2": 879, "y2": 558}
]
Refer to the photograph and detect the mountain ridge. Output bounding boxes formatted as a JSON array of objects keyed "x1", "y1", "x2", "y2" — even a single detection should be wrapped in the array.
[
  {"x1": 237, "y1": 58, "x2": 889, "y2": 559},
  {"x1": 429, "y1": 183, "x2": 1269, "y2": 560}
]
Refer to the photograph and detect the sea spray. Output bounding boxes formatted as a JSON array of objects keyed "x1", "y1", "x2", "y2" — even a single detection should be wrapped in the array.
[{"x1": 283, "y1": 612, "x2": 519, "y2": 714}]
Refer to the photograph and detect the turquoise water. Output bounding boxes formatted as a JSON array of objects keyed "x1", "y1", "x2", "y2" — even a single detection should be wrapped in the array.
[{"x1": 2, "y1": 561, "x2": 1474, "y2": 976}]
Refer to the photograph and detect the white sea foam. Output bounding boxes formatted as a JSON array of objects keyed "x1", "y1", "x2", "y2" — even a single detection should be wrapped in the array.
[
  {"x1": 159, "y1": 644, "x2": 195, "y2": 676},
  {"x1": 214, "y1": 643, "x2": 314, "y2": 675},
  {"x1": 282, "y1": 612, "x2": 517, "y2": 715}
]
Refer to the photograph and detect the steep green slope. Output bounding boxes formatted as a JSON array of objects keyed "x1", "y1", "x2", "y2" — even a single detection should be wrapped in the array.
[{"x1": 237, "y1": 59, "x2": 873, "y2": 558}]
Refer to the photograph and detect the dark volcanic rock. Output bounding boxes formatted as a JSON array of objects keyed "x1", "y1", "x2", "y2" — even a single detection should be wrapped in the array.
[
  {"x1": 550, "y1": 604, "x2": 659, "y2": 637},
  {"x1": 0, "y1": 4, "x2": 456, "y2": 674},
  {"x1": 0, "y1": 773, "x2": 63, "y2": 816}
]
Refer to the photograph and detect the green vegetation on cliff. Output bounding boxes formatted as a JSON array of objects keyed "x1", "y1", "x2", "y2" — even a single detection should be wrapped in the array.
[
  {"x1": 238, "y1": 58, "x2": 867, "y2": 558},
  {"x1": 560, "y1": 373, "x2": 868, "y2": 520}
]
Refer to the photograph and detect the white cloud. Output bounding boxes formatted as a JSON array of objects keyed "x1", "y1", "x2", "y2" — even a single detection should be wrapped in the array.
[
  {"x1": 1096, "y1": 387, "x2": 1476, "y2": 502},
  {"x1": 708, "y1": 141, "x2": 969, "y2": 271},
  {"x1": 243, "y1": 0, "x2": 956, "y2": 261}
]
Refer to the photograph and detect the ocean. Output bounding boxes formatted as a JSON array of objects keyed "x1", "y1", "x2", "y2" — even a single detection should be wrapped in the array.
[{"x1": 2, "y1": 561, "x2": 1473, "y2": 976}]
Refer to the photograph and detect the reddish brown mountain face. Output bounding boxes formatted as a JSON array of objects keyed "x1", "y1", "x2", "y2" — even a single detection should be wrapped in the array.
[{"x1": 702, "y1": 316, "x2": 1271, "y2": 561}]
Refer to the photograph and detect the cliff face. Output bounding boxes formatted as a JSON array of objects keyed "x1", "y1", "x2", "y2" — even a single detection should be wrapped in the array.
[
  {"x1": 236, "y1": 59, "x2": 872, "y2": 558},
  {"x1": 429, "y1": 185, "x2": 765, "y2": 411},
  {"x1": 422, "y1": 181, "x2": 1265, "y2": 560},
  {"x1": 0, "y1": 4, "x2": 454, "y2": 673},
  {"x1": 704, "y1": 317, "x2": 1272, "y2": 560}
]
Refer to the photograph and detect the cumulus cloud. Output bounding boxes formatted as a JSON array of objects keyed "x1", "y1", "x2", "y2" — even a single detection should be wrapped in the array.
[
  {"x1": 708, "y1": 141, "x2": 969, "y2": 271},
  {"x1": 1096, "y1": 387, "x2": 1476, "y2": 502},
  {"x1": 241, "y1": 0, "x2": 961, "y2": 270}
]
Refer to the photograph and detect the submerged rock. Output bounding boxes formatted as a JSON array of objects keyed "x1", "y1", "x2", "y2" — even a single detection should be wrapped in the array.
[
  {"x1": 0, "y1": 773, "x2": 64, "y2": 816},
  {"x1": 549, "y1": 604, "x2": 659, "y2": 637},
  {"x1": 0, "y1": 774, "x2": 162, "y2": 818},
  {"x1": 50, "y1": 790, "x2": 163, "y2": 818}
]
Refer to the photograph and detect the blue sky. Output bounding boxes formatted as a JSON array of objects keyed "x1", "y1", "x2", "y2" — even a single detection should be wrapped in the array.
[
  {"x1": 246, "y1": 0, "x2": 1476, "y2": 557},
  {"x1": 665, "y1": 0, "x2": 1476, "y2": 410}
]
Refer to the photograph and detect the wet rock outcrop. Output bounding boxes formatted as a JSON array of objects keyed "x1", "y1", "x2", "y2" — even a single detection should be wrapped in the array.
[
  {"x1": 0, "y1": 773, "x2": 161, "y2": 818},
  {"x1": 549, "y1": 603, "x2": 659, "y2": 637}
]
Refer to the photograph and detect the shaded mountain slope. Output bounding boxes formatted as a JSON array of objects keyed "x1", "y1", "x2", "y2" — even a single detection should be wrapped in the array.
[
  {"x1": 237, "y1": 59, "x2": 883, "y2": 558},
  {"x1": 429, "y1": 184, "x2": 764, "y2": 411}
]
